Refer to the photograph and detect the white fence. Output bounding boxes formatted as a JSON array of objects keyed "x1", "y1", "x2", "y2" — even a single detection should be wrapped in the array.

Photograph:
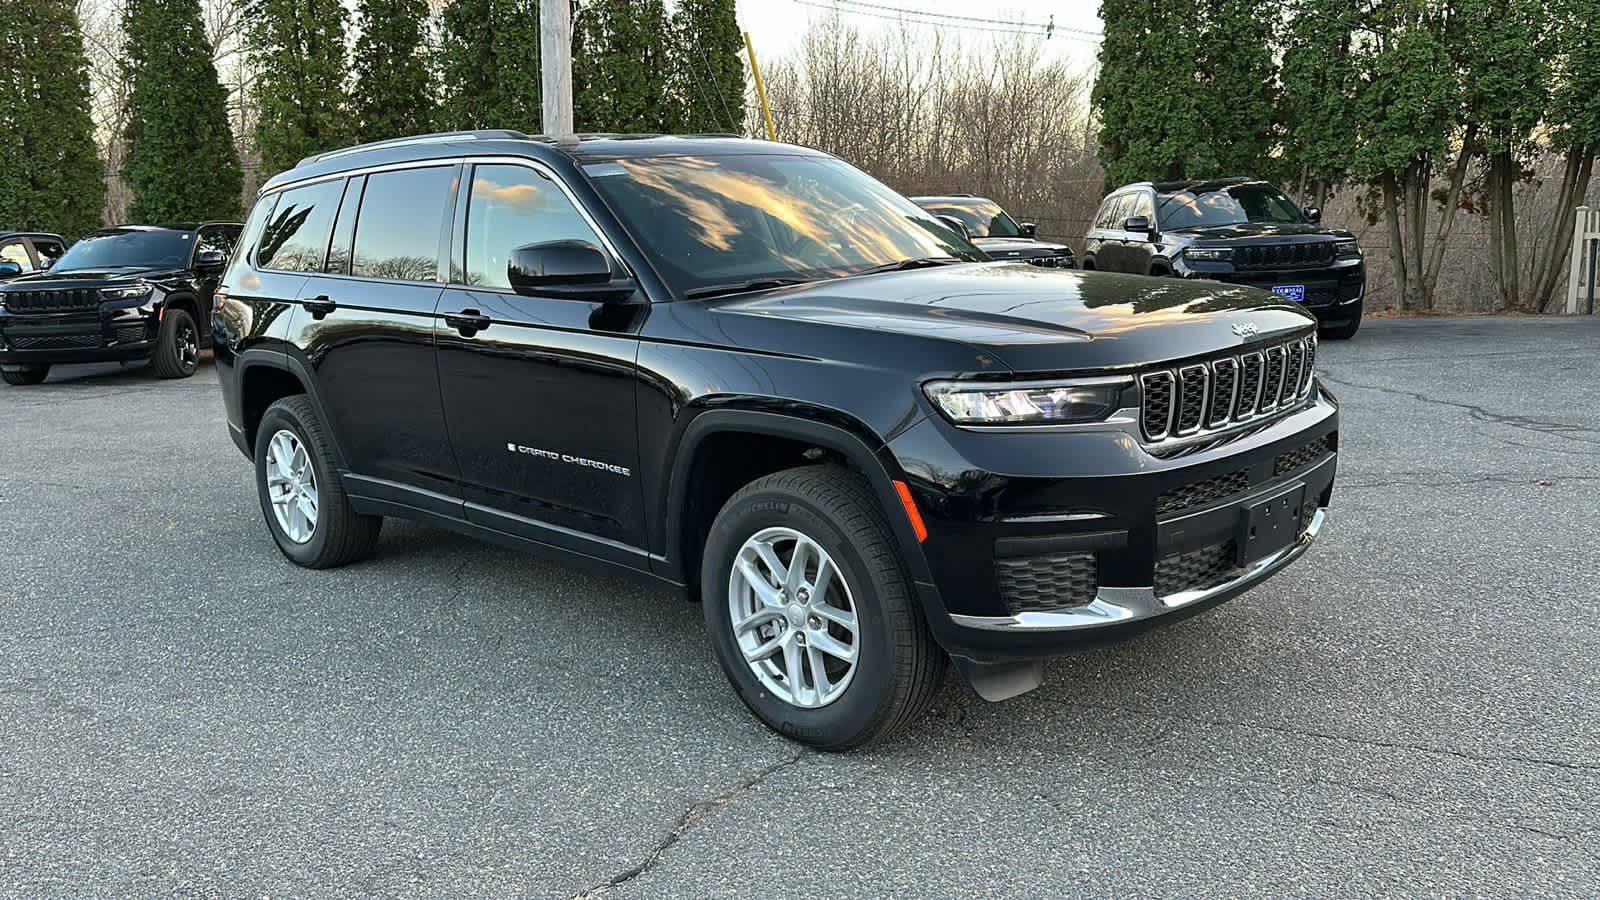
[{"x1": 1568, "y1": 206, "x2": 1600, "y2": 314}]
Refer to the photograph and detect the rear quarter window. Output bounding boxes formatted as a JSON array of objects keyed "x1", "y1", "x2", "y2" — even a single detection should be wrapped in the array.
[{"x1": 257, "y1": 179, "x2": 344, "y2": 272}]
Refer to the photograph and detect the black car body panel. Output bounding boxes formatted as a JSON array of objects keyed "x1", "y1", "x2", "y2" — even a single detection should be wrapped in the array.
[
  {"x1": 1084, "y1": 179, "x2": 1364, "y2": 331},
  {"x1": 215, "y1": 134, "x2": 1336, "y2": 671},
  {"x1": 0, "y1": 224, "x2": 241, "y2": 369}
]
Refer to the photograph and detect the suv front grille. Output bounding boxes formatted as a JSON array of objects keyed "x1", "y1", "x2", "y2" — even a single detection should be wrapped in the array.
[
  {"x1": 1139, "y1": 333, "x2": 1317, "y2": 443},
  {"x1": 1234, "y1": 242, "x2": 1335, "y2": 270},
  {"x1": 996, "y1": 552, "x2": 1098, "y2": 614},
  {"x1": 1154, "y1": 540, "x2": 1239, "y2": 597},
  {"x1": 1024, "y1": 254, "x2": 1073, "y2": 269},
  {"x1": 10, "y1": 333, "x2": 100, "y2": 350},
  {"x1": 3, "y1": 288, "x2": 104, "y2": 313}
]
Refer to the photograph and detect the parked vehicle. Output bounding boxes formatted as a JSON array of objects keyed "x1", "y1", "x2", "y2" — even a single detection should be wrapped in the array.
[
  {"x1": 1083, "y1": 178, "x2": 1365, "y2": 339},
  {"x1": 0, "y1": 223, "x2": 242, "y2": 385},
  {"x1": 0, "y1": 231, "x2": 67, "y2": 282},
  {"x1": 911, "y1": 195, "x2": 1075, "y2": 268},
  {"x1": 214, "y1": 132, "x2": 1337, "y2": 749}
]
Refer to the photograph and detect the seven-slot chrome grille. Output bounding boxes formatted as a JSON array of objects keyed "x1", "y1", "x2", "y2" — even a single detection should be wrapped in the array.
[{"x1": 1139, "y1": 332, "x2": 1318, "y2": 442}]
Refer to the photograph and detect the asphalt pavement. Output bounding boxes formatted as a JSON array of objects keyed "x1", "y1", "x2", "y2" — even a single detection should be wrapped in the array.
[{"x1": 2, "y1": 315, "x2": 1597, "y2": 896}]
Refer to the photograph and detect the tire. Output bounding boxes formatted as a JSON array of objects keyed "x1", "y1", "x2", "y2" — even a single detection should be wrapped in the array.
[
  {"x1": 1320, "y1": 311, "x2": 1361, "y2": 340},
  {"x1": 253, "y1": 395, "x2": 381, "y2": 568},
  {"x1": 1, "y1": 366, "x2": 48, "y2": 386},
  {"x1": 701, "y1": 465, "x2": 946, "y2": 751},
  {"x1": 150, "y1": 307, "x2": 200, "y2": 378}
]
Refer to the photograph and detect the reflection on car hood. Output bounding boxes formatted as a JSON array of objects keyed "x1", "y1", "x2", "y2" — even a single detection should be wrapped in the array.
[
  {"x1": 0, "y1": 266, "x2": 186, "y2": 289},
  {"x1": 713, "y1": 262, "x2": 1316, "y2": 372},
  {"x1": 1169, "y1": 222, "x2": 1350, "y2": 241},
  {"x1": 973, "y1": 237, "x2": 1073, "y2": 258}
]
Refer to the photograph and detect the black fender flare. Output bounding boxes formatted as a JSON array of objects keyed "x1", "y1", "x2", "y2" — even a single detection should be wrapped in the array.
[
  {"x1": 234, "y1": 347, "x2": 349, "y2": 470},
  {"x1": 659, "y1": 408, "x2": 935, "y2": 588}
]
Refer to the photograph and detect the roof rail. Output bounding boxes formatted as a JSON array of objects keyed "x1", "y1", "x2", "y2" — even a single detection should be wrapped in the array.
[{"x1": 297, "y1": 129, "x2": 539, "y2": 167}]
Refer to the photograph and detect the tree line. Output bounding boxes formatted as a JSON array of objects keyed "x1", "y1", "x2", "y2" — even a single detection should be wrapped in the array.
[
  {"x1": 0, "y1": 0, "x2": 743, "y2": 239},
  {"x1": 1094, "y1": 0, "x2": 1600, "y2": 313}
]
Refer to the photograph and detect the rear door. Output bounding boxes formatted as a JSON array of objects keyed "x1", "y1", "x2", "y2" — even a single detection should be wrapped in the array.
[
  {"x1": 435, "y1": 159, "x2": 648, "y2": 557},
  {"x1": 282, "y1": 165, "x2": 462, "y2": 508}
]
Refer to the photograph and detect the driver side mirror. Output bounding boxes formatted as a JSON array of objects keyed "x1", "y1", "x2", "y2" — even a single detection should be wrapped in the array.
[
  {"x1": 1123, "y1": 215, "x2": 1153, "y2": 238},
  {"x1": 508, "y1": 240, "x2": 638, "y2": 303},
  {"x1": 1303, "y1": 206, "x2": 1322, "y2": 224},
  {"x1": 1020, "y1": 222, "x2": 1037, "y2": 237},
  {"x1": 0, "y1": 261, "x2": 22, "y2": 278},
  {"x1": 936, "y1": 215, "x2": 971, "y2": 241},
  {"x1": 195, "y1": 248, "x2": 226, "y2": 273}
]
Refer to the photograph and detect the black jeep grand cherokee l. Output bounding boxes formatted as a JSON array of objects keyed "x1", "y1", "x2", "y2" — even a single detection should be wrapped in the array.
[
  {"x1": 214, "y1": 132, "x2": 1338, "y2": 749},
  {"x1": 1084, "y1": 178, "x2": 1365, "y2": 339},
  {"x1": 0, "y1": 223, "x2": 241, "y2": 385}
]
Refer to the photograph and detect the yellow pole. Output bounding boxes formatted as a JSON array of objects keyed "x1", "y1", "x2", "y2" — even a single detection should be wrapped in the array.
[{"x1": 744, "y1": 31, "x2": 778, "y2": 142}]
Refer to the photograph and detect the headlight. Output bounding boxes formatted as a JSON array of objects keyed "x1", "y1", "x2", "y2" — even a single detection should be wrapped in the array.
[
  {"x1": 1335, "y1": 239, "x2": 1361, "y2": 258},
  {"x1": 924, "y1": 378, "x2": 1130, "y2": 425},
  {"x1": 1183, "y1": 247, "x2": 1232, "y2": 261},
  {"x1": 103, "y1": 282, "x2": 153, "y2": 301}
]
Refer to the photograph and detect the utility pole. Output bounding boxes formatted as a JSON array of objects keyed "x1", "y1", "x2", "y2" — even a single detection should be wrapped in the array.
[{"x1": 540, "y1": 0, "x2": 573, "y2": 138}]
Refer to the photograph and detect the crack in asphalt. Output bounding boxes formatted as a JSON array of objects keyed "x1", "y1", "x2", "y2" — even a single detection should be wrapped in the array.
[
  {"x1": 570, "y1": 752, "x2": 806, "y2": 899},
  {"x1": 1318, "y1": 373, "x2": 1600, "y2": 446},
  {"x1": 1035, "y1": 697, "x2": 1600, "y2": 775}
]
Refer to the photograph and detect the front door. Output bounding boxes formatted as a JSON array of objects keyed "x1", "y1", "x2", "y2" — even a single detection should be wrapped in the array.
[{"x1": 435, "y1": 161, "x2": 648, "y2": 559}]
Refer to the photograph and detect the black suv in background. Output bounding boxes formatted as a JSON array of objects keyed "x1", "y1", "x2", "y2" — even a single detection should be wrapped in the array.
[
  {"x1": 215, "y1": 132, "x2": 1337, "y2": 749},
  {"x1": 1084, "y1": 179, "x2": 1365, "y2": 339},
  {"x1": 0, "y1": 232, "x2": 67, "y2": 282},
  {"x1": 912, "y1": 195, "x2": 1075, "y2": 268},
  {"x1": 0, "y1": 223, "x2": 241, "y2": 385}
]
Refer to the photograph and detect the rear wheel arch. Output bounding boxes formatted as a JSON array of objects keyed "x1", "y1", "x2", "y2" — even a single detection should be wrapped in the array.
[
  {"x1": 236, "y1": 353, "x2": 347, "y2": 469},
  {"x1": 664, "y1": 409, "x2": 932, "y2": 595}
]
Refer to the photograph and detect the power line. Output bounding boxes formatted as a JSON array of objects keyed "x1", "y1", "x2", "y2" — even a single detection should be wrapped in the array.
[{"x1": 790, "y1": 0, "x2": 1104, "y2": 43}]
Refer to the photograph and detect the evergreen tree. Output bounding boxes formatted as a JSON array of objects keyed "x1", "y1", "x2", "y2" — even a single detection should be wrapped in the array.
[
  {"x1": 248, "y1": 0, "x2": 353, "y2": 177},
  {"x1": 437, "y1": 0, "x2": 541, "y2": 131},
  {"x1": 671, "y1": 0, "x2": 744, "y2": 133},
  {"x1": 1190, "y1": 0, "x2": 1276, "y2": 178},
  {"x1": 1092, "y1": 0, "x2": 1207, "y2": 188},
  {"x1": 0, "y1": 0, "x2": 105, "y2": 238},
  {"x1": 122, "y1": 0, "x2": 243, "y2": 222},
  {"x1": 352, "y1": 0, "x2": 435, "y2": 142},
  {"x1": 1278, "y1": 0, "x2": 1358, "y2": 209},
  {"x1": 574, "y1": 0, "x2": 676, "y2": 132}
]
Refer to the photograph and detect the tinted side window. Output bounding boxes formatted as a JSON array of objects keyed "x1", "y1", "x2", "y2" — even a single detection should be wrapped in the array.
[
  {"x1": 464, "y1": 163, "x2": 605, "y2": 289},
  {"x1": 34, "y1": 240, "x2": 65, "y2": 266},
  {"x1": 196, "y1": 226, "x2": 238, "y2": 261},
  {"x1": 258, "y1": 180, "x2": 343, "y2": 272},
  {"x1": 351, "y1": 166, "x2": 454, "y2": 282},
  {"x1": 1133, "y1": 192, "x2": 1154, "y2": 220},
  {"x1": 325, "y1": 176, "x2": 364, "y2": 275}
]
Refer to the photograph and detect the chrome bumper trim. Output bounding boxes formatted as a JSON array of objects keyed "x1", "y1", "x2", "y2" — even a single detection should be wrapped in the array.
[{"x1": 949, "y1": 509, "x2": 1327, "y2": 632}]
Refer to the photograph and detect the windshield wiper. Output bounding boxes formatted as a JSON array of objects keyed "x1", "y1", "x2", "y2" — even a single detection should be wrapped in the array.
[
  {"x1": 683, "y1": 278, "x2": 812, "y2": 300},
  {"x1": 853, "y1": 257, "x2": 962, "y2": 276}
]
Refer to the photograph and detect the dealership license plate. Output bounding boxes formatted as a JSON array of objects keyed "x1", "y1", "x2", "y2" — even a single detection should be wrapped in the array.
[
  {"x1": 1271, "y1": 284, "x2": 1307, "y2": 302},
  {"x1": 1239, "y1": 484, "x2": 1306, "y2": 564}
]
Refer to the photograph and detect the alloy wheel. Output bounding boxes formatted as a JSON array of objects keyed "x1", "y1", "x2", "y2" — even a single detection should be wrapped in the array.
[
  {"x1": 264, "y1": 429, "x2": 318, "y2": 543},
  {"x1": 727, "y1": 526, "x2": 860, "y2": 708}
]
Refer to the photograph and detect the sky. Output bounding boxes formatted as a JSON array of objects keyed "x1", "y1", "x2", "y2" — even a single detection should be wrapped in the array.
[{"x1": 735, "y1": 0, "x2": 1105, "y2": 71}]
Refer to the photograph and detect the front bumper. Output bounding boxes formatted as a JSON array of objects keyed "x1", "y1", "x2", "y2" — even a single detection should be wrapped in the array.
[
  {"x1": 888, "y1": 385, "x2": 1338, "y2": 664},
  {"x1": 0, "y1": 308, "x2": 157, "y2": 366},
  {"x1": 1177, "y1": 258, "x2": 1365, "y2": 325}
]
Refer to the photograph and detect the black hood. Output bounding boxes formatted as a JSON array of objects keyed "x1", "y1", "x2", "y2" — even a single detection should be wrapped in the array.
[
  {"x1": 711, "y1": 262, "x2": 1315, "y2": 373},
  {"x1": 1166, "y1": 222, "x2": 1351, "y2": 242},
  {"x1": 973, "y1": 237, "x2": 1074, "y2": 259},
  {"x1": 0, "y1": 265, "x2": 185, "y2": 290}
]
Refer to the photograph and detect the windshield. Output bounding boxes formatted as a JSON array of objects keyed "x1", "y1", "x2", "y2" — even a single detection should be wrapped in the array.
[
  {"x1": 915, "y1": 199, "x2": 1023, "y2": 238},
  {"x1": 52, "y1": 228, "x2": 195, "y2": 271},
  {"x1": 583, "y1": 154, "x2": 980, "y2": 295},
  {"x1": 1157, "y1": 184, "x2": 1305, "y2": 231}
]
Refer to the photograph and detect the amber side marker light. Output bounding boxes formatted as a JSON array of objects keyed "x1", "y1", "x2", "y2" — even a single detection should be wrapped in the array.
[{"x1": 892, "y1": 480, "x2": 928, "y2": 543}]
